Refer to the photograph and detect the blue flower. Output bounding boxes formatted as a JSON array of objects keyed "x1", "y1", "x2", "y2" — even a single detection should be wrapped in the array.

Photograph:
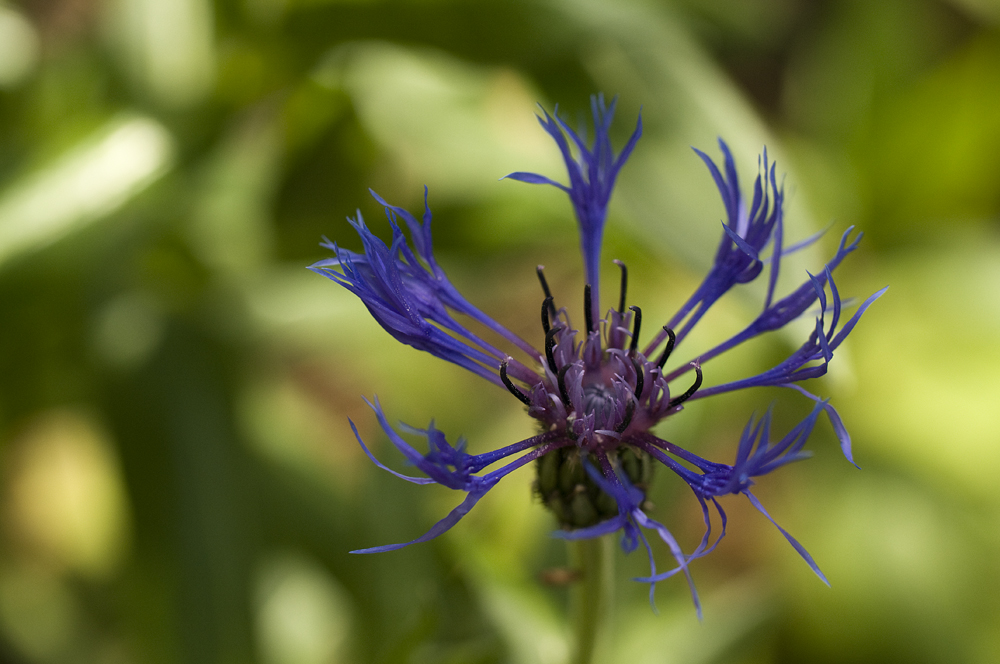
[{"x1": 311, "y1": 95, "x2": 886, "y2": 617}]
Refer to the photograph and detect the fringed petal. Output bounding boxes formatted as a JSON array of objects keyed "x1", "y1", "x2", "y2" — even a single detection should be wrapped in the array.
[
  {"x1": 504, "y1": 94, "x2": 641, "y2": 313},
  {"x1": 745, "y1": 492, "x2": 829, "y2": 585},
  {"x1": 351, "y1": 487, "x2": 493, "y2": 554},
  {"x1": 311, "y1": 193, "x2": 542, "y2": 384}
]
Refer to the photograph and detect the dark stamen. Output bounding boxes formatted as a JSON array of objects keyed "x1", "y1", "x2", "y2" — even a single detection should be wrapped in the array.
[
  {"x1": 537, "y1": 266, "x2": 557, "y2": 320},
  {"x1": 613, "y1": 260, "x2": 628, "y2": 313},
  {"x1": 668, "y1": 364, "x2": 703, "y2": 409},
  {"x1": 541, "y1": 296, "x2": 553, "y2": 334},
  {"x1": 628, "y1": 305, "x2": 642, "y2": 355},
  {"x1": 615, "y1": 399, "x2": 636, "y2": 434},
  {"x1": 656, "y1": 327, "x2": 677, "y2": 370},
  {"x1": 557, "y1": 364, "x2": 572, "y2": 411},
  {"x1": 544, "y1": 326, "x2": 562, "y2": 374},
  {"x1": 500, "y1": 359, "x2": 531, "y2": 406},
  {"x1": 631, "y1": 356, "x2": 645, "y2": 401},
  {"x1": 584, "y1": 284, "x2": 594, "y2": 334},
  {"x1": 536, "y1": 265, "x2": 554, "y2": 298}
]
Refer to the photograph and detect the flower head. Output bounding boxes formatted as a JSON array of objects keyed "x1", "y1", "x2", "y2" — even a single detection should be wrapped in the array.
[{"x1": 311, "y1": 95, "x2": 885, "y2": 617}]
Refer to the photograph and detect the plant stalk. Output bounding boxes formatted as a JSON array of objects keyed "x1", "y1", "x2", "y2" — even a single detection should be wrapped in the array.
[{"x1": 569, "y1": 535, "x2": 614, "y2": 664}]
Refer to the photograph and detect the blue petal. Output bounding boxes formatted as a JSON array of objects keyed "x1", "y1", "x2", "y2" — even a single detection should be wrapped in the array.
[
  {"x1": 312, "y1": 194, "x2": 544, "y2": 382},
  {"x1": 745, "y1": 492, "x2": 829, "y2": 586},
  {"x1": 686, "y1": 275, "x2": 883, "y2": 405},
  {"x1": 692, "y1": 144, "x2": 737, "y2": 227},
  {"x1": 351, "y1": 485, "x2": 493, "y2": 554},
  {"x1": 807, "y1": 271, "x2": 828, "y2": 318},
  {"x1": 501, "y1": 172, "x2": 570, "y2": 191},
  {"x1": 508, "y1": 96, "x2": 641, "y2": 313},
  {"x1": 764, "y1": 202, "x2": 784, "y2": 309},
  {"x1": 826, "y1": 266, "x2": 842, "y2": 332},
  {"x1": 365, "y1": 396, "x2": 471, "y2": 490},
  {"x1": 349, "y1": 418, "x2": 435, "y2": 485},
  {"x1": 787, "y1": 385, "x2": 859, "y2": 467},
  {"x1": 671, "y1": 227, "x2": 867, "y2": 374},
  {"x1": 775, "y1": 224, "x2": 832, "y2": 257},
  {"x1": 552, "y1": 514, "x2": 629, "y2": 541},
  {"x1": 815, "y1": 316, "x2": 834, "y2": 363},
  {"x1": 654, "y1": 143, "x2": 783, "y2": 349},
  {"x1": 721, "y1": 221, "x2": 760, "y2": 260},
  {"x1": 368, "y1": 187, "x2": 436, "y2": 268},
  {"x1": 634, "y1": 527, "x2": 660, "y2": 612},
  {"x1": 631, "y1": 509, "x2": 702, "y2": 620},
  {"x1": 831, "y1": 286, "x2": 889, "y2": 349}
]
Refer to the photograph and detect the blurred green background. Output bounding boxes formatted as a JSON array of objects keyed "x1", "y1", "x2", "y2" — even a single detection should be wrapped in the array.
[{"x1": 0, "y1": 0, "x2": 998, "y2": 662}]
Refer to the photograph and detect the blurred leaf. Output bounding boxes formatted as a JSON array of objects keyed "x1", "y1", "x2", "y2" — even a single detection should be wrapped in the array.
[
  {"x1": 841, "y1": 231, "x2": 1000, "y2": 499},
  {"x1": 860, "y1": 34, "x2": 1000, "y2": 244},
  {"x1": 107, "y1": 0, "x2": 215, "y2": 108},
  {"x1": 0, "y1": 5, "x2": 40, "y2": 89},
  {"x1": 610, "y1": 577, "x2": 773, "y2": 664},
  {"x1": 0, "y1": 116, "x2": 173, "y2": 269},
  {"x1": 254, "y1": 552, "x2": 354, "y2": 664},
  {"x1": 313, "y1": 41, "x2": 561, "y2": 204}
]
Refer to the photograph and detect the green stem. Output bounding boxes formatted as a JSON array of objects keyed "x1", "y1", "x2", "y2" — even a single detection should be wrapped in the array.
[{"x1": 569, "y1": 535, "x2": 614, "y2": 664}]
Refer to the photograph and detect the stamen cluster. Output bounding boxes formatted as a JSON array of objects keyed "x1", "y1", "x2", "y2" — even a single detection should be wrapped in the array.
[{"x1": 497, "y1": 264, "x2": 701, "y2": 529}]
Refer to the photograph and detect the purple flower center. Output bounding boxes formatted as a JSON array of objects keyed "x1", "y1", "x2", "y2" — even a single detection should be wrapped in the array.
[{"x1": 582, "y1": 383, "x2": 619, "y2": 430}]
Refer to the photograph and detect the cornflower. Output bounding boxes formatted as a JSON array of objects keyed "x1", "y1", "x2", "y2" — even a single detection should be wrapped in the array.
[{"x1": 311, "y1": 95, "x2": 885, "y2": 615}]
